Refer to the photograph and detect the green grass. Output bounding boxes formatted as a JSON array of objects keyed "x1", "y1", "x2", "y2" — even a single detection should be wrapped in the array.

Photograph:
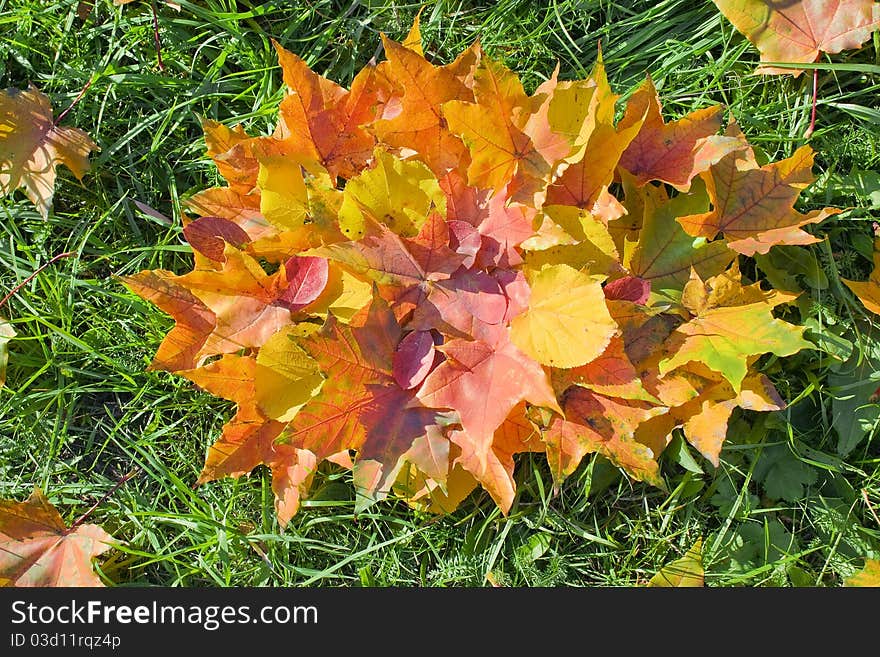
[{"x1": 1, "y1": 0, "x2": 879, "y2": 587}]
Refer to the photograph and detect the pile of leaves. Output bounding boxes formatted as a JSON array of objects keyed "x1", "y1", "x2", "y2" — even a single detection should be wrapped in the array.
[{"x1": 123, "y1": 21, "x2": 838, "y2": 525}]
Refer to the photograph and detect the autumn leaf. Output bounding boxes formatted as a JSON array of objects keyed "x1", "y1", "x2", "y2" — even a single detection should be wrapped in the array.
[
  {"x1": 471, "y1": 190, "x2": 538, "y2": 269},
  {"x1": 712, "y1": 0, "x2": 880, "y2": 75},
  {"x1": 337, "y1": 149, "x2": 445, "y2": 239},
  {"x1": 183, "y1": 217, "x2": 252, "y2": 262},
  {"x1": 624, "y1": 181, "x2": 734, "y2": 293},
  {"x1": 254, "y1": 153, "x2": 345, "y2": 253},
  {"x1": 845, "y1": 559, "x2": 880, "y2": 586},
  {"x1": 418, "y1": 326, "x2": 560, "y2": 467},
  {"x1": 540, "y1": 387, "x2": 664, "y2": 486},
  {"x1": 843, "y1": 239, "x2": 880, "y2": 315},
  {"x1": 522, "y1": 204, "x2": 621, "y2": 275},
  {"x1": 444, "y1": 55, "x2": 576, "y2": 206},
  {"x1": 184, "y1": 186, "x2": 273, "y2": 242},
  {"x1": 315, "y1": 213, "x2": 464, "y2": 318},
  {"x1": 678, "y1": 373, "x2": 784, "y2": 465},
  {"x1": 551, "y1": 335, "x2": 659, "y2": 403},
  {"x1": 393, "y1": 330, "x2": 436, "y2": 389},
  {"x1": 648, "y1": 538, "x2": 704, "y2": 587},
  {"x1": 121, "y1": 270, "x2": 216, "y2": 372},
  {"x1": 0, "y1": 488, "x2": 115, "y2": 587},
  {"x1": 254, "y1": 324, "x2": 324, "y2": 421},
  {"x1": 280, "y1": 296, "x2": 443, "y2": 507},
  {"x1": 617, "y1": 77, "x2": 744, "y2": 190},
  {"x1": 178, "y1": 352, "x2": 328, "y2": 526},
  {"x1": 273, "y1": 41, "x2": 383, "y2": 180},
  {"x1": 371, "y1": 35, "x2": 476, "y2": 175},
  {"x1": 410, "y1": 266, "x2": 509, "y2": 339},
  {"x1": 201, "y1": 120, "x2": 262, "y2": 194},
  {"x1": 510, "y1": 263, "x2": 617, "y2": 368},
  {"x1": 659, "y1": 266, "x2": 811, "y2": 392},
  {"x1": 676, "y1": 124, "x2": 839, "y2": 255},
  {"x1": 0, "y1": 86, "x2": 98, "y2": 218},
  {"x1": 545, "y1": 56, "x2": 638, "y2": 209},
  {"x1": 177, "y1": 247, "x2": 328, "y2": 357},
  {"x1": 450, "y1": 403, "x2": 543, "y2": 513}
]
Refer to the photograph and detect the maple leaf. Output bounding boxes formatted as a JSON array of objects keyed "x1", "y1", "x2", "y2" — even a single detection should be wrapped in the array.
[
  {"x1": 603, "y1": 276, "x2": 651, "y2": 305},
  {"x1": 314, "y1": 214, "x2": 463, "y2": 320},
  {"x1": 396, "y1": 444, "x2": 480, "y2": 515},
  {"x1": 545, "y1": 55, "x2": 637, "y2": 209},
  {"x1": 253, "y1": 324, "x2": 325, "y2": 421},
  {"x1": 254, "y1": 152, "x2": 345, "y2": 254},
  {"x1": 647, "y1": 538, "x2": 704, "y2": 587},
  {"x1": 179, "y1": 355, "x2": 288, "y2": 483},
  {"x1": 551, "y1": 335, "x2": 659, "y2": 403},
  {"x1": 676, "y1": 124, "x2": 839, "y2": 255},
  {"x1": 417, "y1": 326, "x2": 560, "y2": 469},
  {"x1": 540, "y1": 387, "x2": 664, "y2": 486},
  {"x1": 273, "y1": 41, "x2": 384, "y2": 180},
  {"x1": 281, "y1": 295, "x2": 443, "y2": 505},
  {"x1": 179, "y1": 352, "x2": 328, "y2": 526},
  {"x1": 624, "y1": 181, "x2": 734, "y2": 293},
  {"x1": 337, "y1": 149, "x2": 446, "y2": 239},
  {"x1": 409, "y1": 266, "x2": 509, "y2": 339},
  {"x1": 183, "y1": 216, "x2": 251, "y2": 262},
  {"x1": 121, "y1": 270, "x2": 216, "y2": 372},
  {"x1": 712, "y1": 0, "x2": 880, "y2": 75},
  {"x1": 522, "y1": 204, "x2": 622, "y2": 275},
  {"x1": 444, "y1": 55, "x2": 576, "y2": 206},
  {"x1": 0, "y1": 488, "x2": 115, "y2": 587},
  {"x1": 305, "y1": 263, "x2": 374, "y2": 322},
  {"x1": 177, "y1": 247, "x2": 328, "y2": 357},
  {"x1": 201, "y1": 120, "x2": 262, "y2": 194},
  {"x1": 474, "y1": 189, "x2": 538, "y2": 269},
  {"x1": 371, "y1": 35, "x2": 476, "y2": 175},
  {"x1": 0, "y1": 86, "x2": 98, "y2": 219},
  {"x1": 393, "y1": 329, "x2": 437, "y2": 389},
  {"x1": 659, "y1": 266, "x2": 811, "y2": 392},
  {"x1": 617, "y1": 77, "x2": 744, "y2": 190},
  {"x1": 184, "y1": 186, "x2": 273, "y2": 242},
  {"x1": 450, "y1": 403, "x2": 543, "y2": 513},
  {"x1": 510, "y1": 263, "x2": 617, "y2": 368},
  {"x1": 678, "y1": 373, "x2": 784, "y2": 465}
]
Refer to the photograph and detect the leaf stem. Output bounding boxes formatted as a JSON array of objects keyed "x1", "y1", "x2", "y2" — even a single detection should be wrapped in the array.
[
  {"x1": 151, "y1": 1, "x2": 165, "y2": 71},
  {"x1": 69, "y1": 469, "x2": 140, "y2": 532},
  {"x1": 0, "y1": 251, "x2": 76, "y2": 312},
  {"x1": 54, "y1": 77, "x2": 94, "y2": 127}
]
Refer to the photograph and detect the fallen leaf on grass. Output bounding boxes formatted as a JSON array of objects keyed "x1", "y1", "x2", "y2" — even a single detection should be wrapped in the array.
[
  {"x1": 0, "y1": 86, "x2": 98, "y2": 218},
  {"x1": 0, "y1": 488, "x2": 116, "y2": 587}
]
